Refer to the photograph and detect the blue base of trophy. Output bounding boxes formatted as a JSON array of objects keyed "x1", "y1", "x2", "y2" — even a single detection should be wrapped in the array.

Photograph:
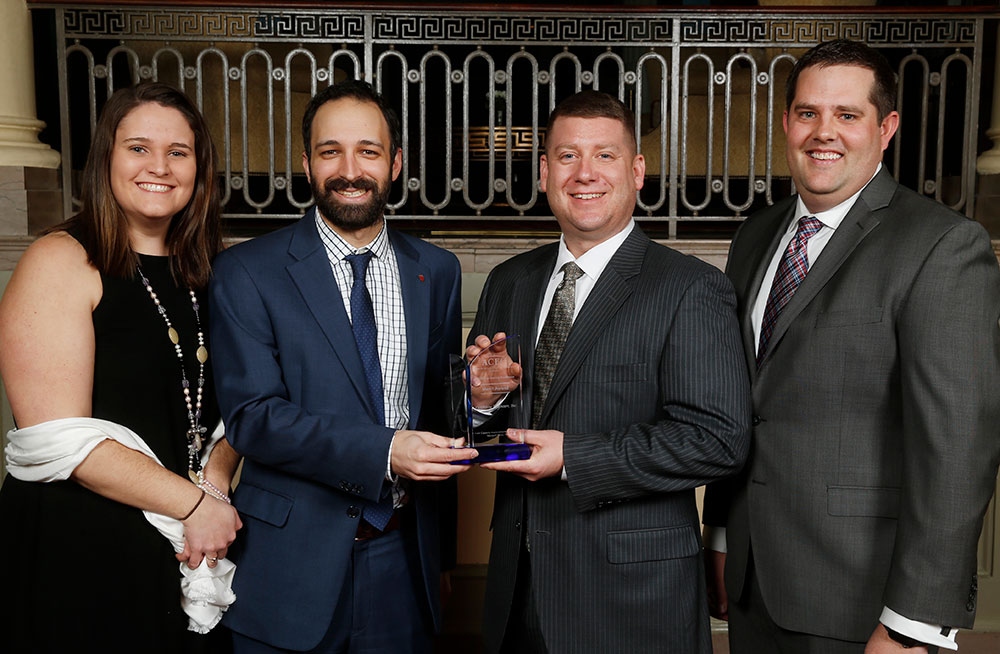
[{"x1": 450, "y1": 442, "x2": 531, "y2": 464}]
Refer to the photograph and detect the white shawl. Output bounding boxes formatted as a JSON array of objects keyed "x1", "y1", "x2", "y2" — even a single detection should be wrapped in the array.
[{"x1": 4, "y1": 417, "x2": 236, "y2": 634}]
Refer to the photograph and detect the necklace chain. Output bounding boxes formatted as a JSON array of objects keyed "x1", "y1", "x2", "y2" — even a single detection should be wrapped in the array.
[{"x1": 136, "y1": 263, "x2": 208, "y2": 481}]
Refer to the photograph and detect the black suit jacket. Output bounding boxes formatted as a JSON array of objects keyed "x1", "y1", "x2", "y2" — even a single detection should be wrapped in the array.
[
  {"x1": 704, "y1": 169, "x2": 1000, "y2": 639},
  {"x1": 473, "y1": 227, "x2": 751, "y2": 654}
]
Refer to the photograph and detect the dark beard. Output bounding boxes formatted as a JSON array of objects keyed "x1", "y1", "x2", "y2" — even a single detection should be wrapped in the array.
[{"x1": 312, "y1": 174, "x2": 391, "y2": 231}]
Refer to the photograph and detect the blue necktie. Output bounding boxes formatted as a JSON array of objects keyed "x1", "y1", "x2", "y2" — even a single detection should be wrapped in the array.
[{"x1": 346, "y1": 252, "x2": 394, "y2": 531}]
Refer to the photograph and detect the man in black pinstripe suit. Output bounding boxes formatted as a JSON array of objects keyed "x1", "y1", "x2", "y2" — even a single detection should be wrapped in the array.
[{"x1": 466, "y1": 90, "x2": 752, "y2": 654}]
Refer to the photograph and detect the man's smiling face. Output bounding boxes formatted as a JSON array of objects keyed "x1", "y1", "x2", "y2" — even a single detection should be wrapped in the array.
[
  {"x1": 303, "y1": 97, "x2": 401, "y2": 232},
  {"x1": 783, "y1": 63, "x2": 899, "y2": 213},
  {"x1": 540, "y1": 115, "x2": 645, "y2": 257}
]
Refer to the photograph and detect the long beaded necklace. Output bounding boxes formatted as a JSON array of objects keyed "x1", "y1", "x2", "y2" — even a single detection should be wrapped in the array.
[{"x1": 136, "y1": 263, "x2": 209, "y2": 484}]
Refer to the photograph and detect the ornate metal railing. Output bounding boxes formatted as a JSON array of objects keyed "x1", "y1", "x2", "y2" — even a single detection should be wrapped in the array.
[{"x1": 32, "y1": 3, "x2": 992, "y2": 236}]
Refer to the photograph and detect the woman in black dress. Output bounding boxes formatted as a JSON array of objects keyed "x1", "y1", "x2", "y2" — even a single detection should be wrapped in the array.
[{"x1": 0, "y1": 83, "x2": 241, "y2": 651}]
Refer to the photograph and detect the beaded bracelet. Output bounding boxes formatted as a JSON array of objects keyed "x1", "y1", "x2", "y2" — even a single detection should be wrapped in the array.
[
  {"x1": 181, "y1": 491, "x2": 206, "y2": 520},
  {"x1": 194, "y1": 469, "x2": 231, "y2": 504},
  {"x1": 198, "y1": 480, "x2": 231, "y2": 504}
]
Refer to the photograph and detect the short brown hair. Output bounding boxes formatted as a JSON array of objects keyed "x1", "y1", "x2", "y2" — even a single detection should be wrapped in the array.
[
  {"x1": 52, "y1": 83, "x2": 221, "y2": 288},
  {"x1": 301, "y1": 79, "x2": 401, "y2": 160},
  {"x1": 546, "y1": 90, "x2": 637, "y2": 154},
  {"x1": 786, "y1": 39, "x2": 897, "y2": 122}
]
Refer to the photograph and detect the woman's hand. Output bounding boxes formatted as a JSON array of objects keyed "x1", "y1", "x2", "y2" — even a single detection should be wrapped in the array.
[{"x1": 177, "y1": 494, "x2": 242, "y2": 569}]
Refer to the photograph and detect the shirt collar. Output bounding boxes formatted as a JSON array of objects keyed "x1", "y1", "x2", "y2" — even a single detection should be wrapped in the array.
[
  {"x1": 792, "y1": 163, "x2": 881, "y2": 234},
  {"x1": 553, "y1": 219, "x2": 635, "y2": 282},
  {"x1": 315, "y1": 212, "x2": 389, "y2": 260}
]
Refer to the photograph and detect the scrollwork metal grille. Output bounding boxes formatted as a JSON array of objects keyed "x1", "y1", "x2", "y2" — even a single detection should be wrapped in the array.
[{"x1": 41, "y1": 5, "x2": 987, "y2": 234}]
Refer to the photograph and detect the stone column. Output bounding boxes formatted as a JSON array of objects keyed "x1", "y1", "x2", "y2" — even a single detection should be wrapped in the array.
[
  {"x1": 0, "y1": 0, "x2": 61, "y2": 247},
  {"x1": 0, "y1": 0, "x2": 59, "y2": 171},
  {"x1": 0, "y1": 1, "x2": 61, "y2": 469},
  {"x1": 977, "y1": 24, "x2": 1000, "y2": 176},
  {"x1": 975, "y1": 23, "x2": 1000, "y2": 238}
]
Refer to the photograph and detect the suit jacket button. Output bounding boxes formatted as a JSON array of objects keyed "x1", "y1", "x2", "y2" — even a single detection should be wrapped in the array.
[
  {"x1": 966, "y1": 600, "x2": 975, "y2": 612},
  {"x1": 514, "y1": 520, "x2": 521, "y2": 530},
  {"x1": 752, "y1": 415, "x2": 762, "y2": 426},
  {"x1": 340, "y1": 481, "x2": 348, "y2": 490},
  {"x1": 347, "y1": 506, "x2": 360, "y2": 519}
]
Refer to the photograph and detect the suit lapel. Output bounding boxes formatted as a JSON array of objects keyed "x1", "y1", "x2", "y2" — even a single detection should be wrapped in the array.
[
  {"x1": 511, "y1": 247, "x2": 556, "y2": 411},
  {"x1": 734, "y1": 203, "x2": 795, "y2": 376},
  {"x1": 285, "y1": 209, "x2": 377, "y2": 420},
  {"x1": 390, "y1": 230, "x2": 430, "y2": 428},
  {"x1": 759, "y1": 169, "x2": 894, "y2": 366},
  {"x1": 537, "y1": 228, "x2": 646, "y2": 426}
]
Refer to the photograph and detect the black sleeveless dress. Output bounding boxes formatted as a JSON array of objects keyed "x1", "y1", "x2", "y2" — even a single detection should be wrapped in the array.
[{"x1": 0, "y1": 250, "x2": 228, "y2": 653}]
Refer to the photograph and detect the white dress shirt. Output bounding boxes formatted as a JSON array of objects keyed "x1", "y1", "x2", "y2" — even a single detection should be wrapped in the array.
[
  {"x1": 748, "y1": 184, "x2": 864, "y2": 355},
  {"x1": 704, "y1": 165, "x2": 958, "y2": 649},
  {"x1": 535, "y1": 220, "x2": 636, "y2": 343}
]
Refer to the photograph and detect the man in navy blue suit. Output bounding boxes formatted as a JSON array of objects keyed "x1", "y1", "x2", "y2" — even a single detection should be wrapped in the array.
[{"x1": 210, "y1": 80, "x2": 473, "y2": 653}]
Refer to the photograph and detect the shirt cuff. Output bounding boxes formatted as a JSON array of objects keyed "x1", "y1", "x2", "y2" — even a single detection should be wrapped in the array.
[
  {"x1": 880, "y1": 606, "x2": 958, "y2": 650},
  {"x1": 702, "y1": 525, "x2": 727, "y2": 553},
  {"x1": 386, "y1": 431, "x2": 398, "y2": 483},
  {"x1": 469, "y1": 392, "x2": 509, "y2": 428}
]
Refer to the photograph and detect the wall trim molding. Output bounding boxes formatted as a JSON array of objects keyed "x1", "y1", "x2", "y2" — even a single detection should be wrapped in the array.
[{"x1": 2, "y1": 235, "x2": 999, "y2": 274}]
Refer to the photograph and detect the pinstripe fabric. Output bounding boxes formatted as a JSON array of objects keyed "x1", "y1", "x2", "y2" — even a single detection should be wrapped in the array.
[{"x1": 472, "y1": 227, "x2": 751, "y2": 654}]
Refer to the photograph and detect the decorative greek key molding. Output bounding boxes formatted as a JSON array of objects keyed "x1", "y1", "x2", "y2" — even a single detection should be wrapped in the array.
[
  {"x1": 678, "y1": 16, "x2": 977, "y2": 46},
  {"x1": 45, "y1": 5, "x2": 987, "y2": 224},
  {"x1": 62, "y1": 7, "x2": 976, "y2": 48}
]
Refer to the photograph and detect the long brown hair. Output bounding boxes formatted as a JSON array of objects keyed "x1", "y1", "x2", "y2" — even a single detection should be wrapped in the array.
[{"x1": 51, "y1": 83, "x2": 222, "y2": 288}]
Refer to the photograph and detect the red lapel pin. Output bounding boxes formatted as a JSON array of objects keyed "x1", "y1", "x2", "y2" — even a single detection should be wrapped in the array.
[{"x1": 418, "y1": 274, "x2": 425, "y2": 282}]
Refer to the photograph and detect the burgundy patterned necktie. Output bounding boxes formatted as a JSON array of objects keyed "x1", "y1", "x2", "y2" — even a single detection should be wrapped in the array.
[
  {"x1": 532, "y1": 262, "x2": 584, "y2": 428},
  {"x1": 756, "y1": 216, "x2": 823, "y2": 367}
]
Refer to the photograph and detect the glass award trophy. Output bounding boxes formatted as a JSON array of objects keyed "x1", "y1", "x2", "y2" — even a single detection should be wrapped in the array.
[{"x1": 447, "y1": 334, "x2": 532, "y2": 464}]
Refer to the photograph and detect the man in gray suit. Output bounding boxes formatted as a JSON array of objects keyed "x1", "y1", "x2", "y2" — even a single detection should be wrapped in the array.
[
  {"x1": 466, "y1": 90, "x2": 751, "y2": 653},
  {"x1": 703, "y1": 39, "x2": 1000, "y2": 653}
]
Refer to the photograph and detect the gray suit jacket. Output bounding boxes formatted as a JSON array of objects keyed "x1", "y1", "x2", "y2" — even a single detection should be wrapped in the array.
[
  {"x1": 473, "y1": 227, "x2": 751, "y2": 654},
  {"x1": 704, "y1": 168, "x2": 1000, "y2": 640}
]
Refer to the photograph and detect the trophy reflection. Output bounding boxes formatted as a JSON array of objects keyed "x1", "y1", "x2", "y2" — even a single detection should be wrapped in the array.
[{"x1": 448, "y1": 333, "x2": 531, "y2": 464}]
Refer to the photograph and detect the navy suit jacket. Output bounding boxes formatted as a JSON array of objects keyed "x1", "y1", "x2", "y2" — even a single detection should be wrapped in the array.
[{"x1": 209, "y1": 209, "x2": 462, "y2": 650}]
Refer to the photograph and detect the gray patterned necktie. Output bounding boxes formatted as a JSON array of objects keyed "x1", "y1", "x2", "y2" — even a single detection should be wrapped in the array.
[{"x1": 532, "y1": 261, "x2": 584, "y2": 428}]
